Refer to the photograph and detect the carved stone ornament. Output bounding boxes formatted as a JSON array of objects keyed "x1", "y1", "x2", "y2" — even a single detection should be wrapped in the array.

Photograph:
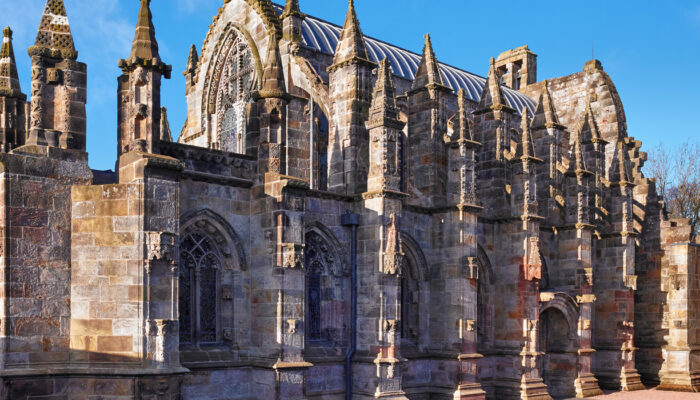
[
  {"x1": 382, "y1": 213, "x2": 404, "y2": 275},
  {"x1": 146, "y1": 232, "x2": 178, "y2": 262},
  {"x1": 524, "y1": 237, "x2": 542, "y2": 281},
  {"x1": 281, "y1": 243, "x2": 304, "y2": 269}
]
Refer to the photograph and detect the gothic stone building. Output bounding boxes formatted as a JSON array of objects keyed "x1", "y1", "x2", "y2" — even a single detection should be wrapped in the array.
[{"x1": 0, "y1": 0, "x2": 697, "y2": 399}]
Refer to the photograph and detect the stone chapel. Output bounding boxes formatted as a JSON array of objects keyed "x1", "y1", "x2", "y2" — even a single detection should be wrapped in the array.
[{"x1": 0, "y1": 0, "x2": 698, "y2": 399}]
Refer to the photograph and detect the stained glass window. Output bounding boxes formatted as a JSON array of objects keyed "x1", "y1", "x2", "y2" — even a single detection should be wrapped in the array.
[
  {"x1": 179, "y1": 231, "x2": 221, "y2": 345},
  {"x1": 217, "y1": 34, "x2": 257, "y2": 154}
]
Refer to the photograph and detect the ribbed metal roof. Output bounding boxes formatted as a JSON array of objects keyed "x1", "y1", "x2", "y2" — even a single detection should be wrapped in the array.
[{"x1": 273, "y1": 4, "x2": 536, "y2": 115}]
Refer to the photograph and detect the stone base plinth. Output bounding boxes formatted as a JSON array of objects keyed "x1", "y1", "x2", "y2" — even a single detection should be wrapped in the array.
[
  {"x1": 658, "y1": 371, "x2": 700, "y2": 392},
  {"x1": 521, "y1": 378, "x2": 553, "y2": 400},
  {"x1": 453, "y1": 383, "x2": 487, "y2": 400},
  {"x1": 620, "y1": 368, "x2": 645, "y2": 391},
  {"x1": 575, "y1": 373, "x2": 603, "y2": 398}
]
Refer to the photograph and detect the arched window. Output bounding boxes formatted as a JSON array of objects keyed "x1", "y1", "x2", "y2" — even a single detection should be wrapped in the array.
[
  {"x1": 398, "y1": 234, "x2": 428, "y2": 347},
  {"x1": 215, "y1": 29, "x2": 257, "y2": 153},
  {"x1": 400, "y1": 260, "x2": 420, "y2": 340},
  {"x1": 304, "y1": 229, "x2": 346, "y2": 347},
  {"x1": 179, "y1": 231, "x2": 222, "y2": 345}
]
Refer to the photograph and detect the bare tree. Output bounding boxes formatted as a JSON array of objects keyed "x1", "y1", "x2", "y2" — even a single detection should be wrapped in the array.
[{"x1": 647, "y1": 142, "x2": 700, "y2": 231}]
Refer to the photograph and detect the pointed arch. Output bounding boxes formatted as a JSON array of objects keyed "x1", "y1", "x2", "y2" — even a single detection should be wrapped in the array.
[{"x1": 399, "y1": 232, "x2": 429, "y2": 345}]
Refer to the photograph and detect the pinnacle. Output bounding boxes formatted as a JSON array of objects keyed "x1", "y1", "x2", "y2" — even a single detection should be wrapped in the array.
[
  {"x1": 580, "y1": 99, "x2": 604, "y2": 143},
  {"x1": 519, "y1": 107, "x2": 535, "y2": 159},
  {"x1": 412, "y1": 33, "x2": 446, "y2": 90},
  {"x1": 532, "y1": 80, "x2": 560, "y2": 129},
  {"x1": 281, "y1": 0, "x2": 303, "y2": 19},
  {"x1": 456, "y1": 89, "x2": 472, "y2": 142},
  {"x1": 0, "y1": 26, "x2": 23, "y2": 98},
  {"x1": 370, "y1": 58, "x2": 398, "y2": 113},
  {"x1": 30, "y1": 0, "x2": 77, "y2": 59},
  {"x1": 130, "y1": 0, "x2": 160, "y2": 62},
  {"x1": 332, "y1": 0, "x2": 370, "y2": 66},
  {"x1": 185, "y1": 44, "x2": 198, "y2": 74},
  {"x1": 259, "y1": 35, "x2": 287, "y2": 97},
  {"x1": 478, "y1": 57, "x2": 505, "y2": 110},
  {"x1": 613, "y1": 141, "x2": 633, "y2": 184},
  {"x1": 568, "y1": 127, "x2": 587, "y2": 174}
]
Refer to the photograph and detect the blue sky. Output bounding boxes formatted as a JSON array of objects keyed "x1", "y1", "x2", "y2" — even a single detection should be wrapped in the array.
[{"x1": 4, "y1": 0, "x2": 699, "y2": 171}]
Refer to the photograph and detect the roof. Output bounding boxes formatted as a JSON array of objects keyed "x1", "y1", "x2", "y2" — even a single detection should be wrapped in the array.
[{"x1": 273, "y1": 4, "x2": 536, "y2": 114}]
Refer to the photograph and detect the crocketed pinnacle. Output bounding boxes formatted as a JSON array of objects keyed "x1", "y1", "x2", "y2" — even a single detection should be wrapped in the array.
[
  {"x1": 368, "y1": 58, "x2": 401, "y2": 127},
  {"x1": 478, "y1": 58, "x2": 505, "y2": 110},
  {"x1": 281, "y1": 0, "x2": 303, "y2": 19},
  {"x1": 613, "y1": 141, "x2": 633, "y2": 185},
  {"x1": 184, "y1": 44, "x2": 198, "y2": 75},
  {"x1": 331, "y1": 0, "x2": 370, "y2": 66},
  {"x1": 568, "y1": 127, "x2": 588, "y2": 175},
  {"x1": 412, "y1": 34, "x2": 446, "y2": 90},
  {"x1": 258, "y1": 35, "x2": 287, "y2": 98},
  {"x1": 514, "y1": 107, "x2": 540, "y2": 163},
  {"x1": 532, "y1": 80, "x2": 560, "y2": 129},
  {"x1": 456, "y1": 89, "x2": 473, "y2": 142},
  {"x1": 131, "y1": 0, "x2": 160, "y2": 61},
  {"x1": 0, "y1": 27, "x2": 24, "y2": 99},
  {"x1": 29, "y1": 0, "x2": 77, "y2": 59},
  {"x1": 580, "y1": 99, "x2": 604, "y2": 144}
]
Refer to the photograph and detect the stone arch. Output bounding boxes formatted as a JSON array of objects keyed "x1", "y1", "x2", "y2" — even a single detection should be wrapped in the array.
[
  {"x1": 178, "y1": 208, "x2": 249, "y2": 354},
  {"x1": 539, "y1": 292, "x2": 579, "y2": 341},
  {"x1": 304, "y1": 222, "x2": 349, "y2": 350},
  {"x1": 399, "y1": 232, "x2": 429, "y2": 346},
  {"x1": 289, "y1": 56, "x2": 331, "y2": 118},
  {"x1": 180, "y1": 207, "x2": 247, "y2": 271}
]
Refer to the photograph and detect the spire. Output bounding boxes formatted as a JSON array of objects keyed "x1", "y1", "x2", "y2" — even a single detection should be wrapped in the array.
[
  {"x1": 412, "y1": 34, "x2": 446, "y2": 90},
  {"x1": 29, "y1": 0, "x2": 77, "y2": 59},
  {"x1": 531, "y1": 80, "x2": 561, "y2": 129},
  {"x1": 281, "y1": 0, "x2": 303, "y2": 19},
  {"x1": 0, "y1": 27, "x2": 24, "y2": 99},
  {"x1": 131, "y1": 0, "x2": 160, "y2": 61},
  {"x1": 368, "y1": 59, "x2": 401, "y2": 128},
  {"x1": 331, "y1": 0, "x2": 370, "y2": 66},
  {"x1": 478, "y1": 58, "x2": 505, "y2": 110},
  {"x1": 455, "y1": 89, "x2": 473, "y2": 142},
  {"x1": 258, "y1": 35, "x2": 287, "y2": 99}
]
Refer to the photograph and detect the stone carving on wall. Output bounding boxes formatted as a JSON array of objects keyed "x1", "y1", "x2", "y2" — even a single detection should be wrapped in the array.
[
  {"x1": 146, "y1": 232, "x2": 177, "y2": 262},
  {"x1": 524, "y1": 237, "x2": 542, "y2": 281},
  {"x1": 382, "y1": 214, "x2": 404, "y2": 275}
]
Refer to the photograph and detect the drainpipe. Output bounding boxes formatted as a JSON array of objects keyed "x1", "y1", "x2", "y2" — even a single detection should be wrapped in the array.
[{"x1": 341, "y1": 210, "x2": 360, "y2": 400}]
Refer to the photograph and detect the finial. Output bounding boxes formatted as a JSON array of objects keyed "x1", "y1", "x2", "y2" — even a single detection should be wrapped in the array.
[
  {"x1": 330, "y1": 0, "x2": 371, "y2": 67},
  {"x1": 29, "y1": 0, "x2": 77, "y2": 59},
  {"x1": 412, "y1": 32, "x2": 446, "y2": 90},
  {"x1": 281, "y1": 0, "x2": 303, "y2": 19},
  {"x1": 3, "y1": 27, "x2": 12, "y2": 39}
]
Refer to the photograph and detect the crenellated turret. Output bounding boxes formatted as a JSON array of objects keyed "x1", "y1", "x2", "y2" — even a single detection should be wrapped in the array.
[
  {"x1": 407, "y1": 34, "x2": 451, "y2": 207},
  {"x1": 27, "y1": 0, "x2": 87, "y2": 151},
  {"x1": 117, "y1": 0, "x2": 172, "y2": 157},
  {"x1": 366, "y1": 59, "x2": 404, "y2": 193},
  {"x1": 327, "y1": 0, "x2": 376, "y2": 195},
  {"x1": 0, "y1": 27, "x2": 27, "y2": 152}
]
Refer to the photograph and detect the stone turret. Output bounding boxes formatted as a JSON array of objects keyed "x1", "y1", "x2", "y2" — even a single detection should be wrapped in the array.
[
  {"x1": 510, "y1": 108, "x2": 542, "y2": 217},
  {"x1": 117, "y1": 0, "x2": 172, "y2": 158},
  {"x1": 367, "y1": 59, "x2": 404, "y2": 193},
  {"x1": 407, "y1": 34, "x2": 451, "y2": 207},
  {"x1": 183, "y1": 44, "x2": 198, "y2": 94},
  {"x1": 27, "y1": 0, "x2": 87, "y2": 151},
  {"x1": 327, "y1": 0, "x2": 376, "y2": 195},
  {"x1": 0, "y1": 27, "x2": 27, "y2": 152}
]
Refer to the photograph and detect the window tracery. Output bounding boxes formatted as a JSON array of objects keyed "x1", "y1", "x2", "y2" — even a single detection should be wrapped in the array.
[
  {"x1": 215, "y1": 30, "x2": 256, "y2": 153},
  {"x1": 179, "y1": 231, "x2": 222, "y2": 345}
]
